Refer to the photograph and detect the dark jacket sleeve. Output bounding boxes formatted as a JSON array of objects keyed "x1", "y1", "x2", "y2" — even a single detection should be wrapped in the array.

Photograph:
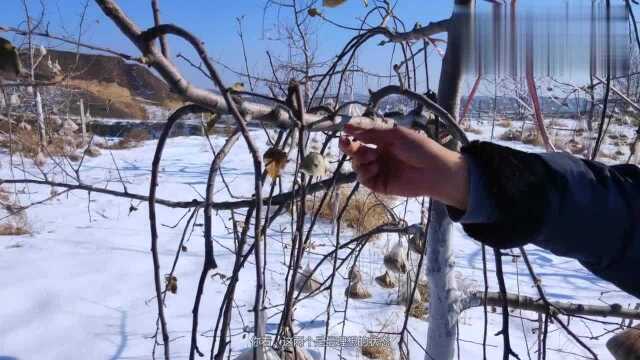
[{"x1": 448, "y1": 141, "x2": 640, "y2": 299}]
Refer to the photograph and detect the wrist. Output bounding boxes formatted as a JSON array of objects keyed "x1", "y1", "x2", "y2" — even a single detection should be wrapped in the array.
[{"x1": 437, "y1": 152, "x2": 469, "y2": 210}]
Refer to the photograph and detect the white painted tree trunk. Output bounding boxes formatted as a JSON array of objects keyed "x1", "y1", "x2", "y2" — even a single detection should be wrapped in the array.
[
  {"x1": 80, "y1": 98, "x2": 87, "y2": 142},
  {"x1": 425, "y1": 202, "x2": 459, "y2": 360},
  {"x1": 425, "y1": 2, "x2": 472, "y2": 359},
  {"x1": 34, "y1": 88, "x2": 46, "y2": 143},
  {"x1": 201, "y1": 113, "x2": 206, "y2": 136}
]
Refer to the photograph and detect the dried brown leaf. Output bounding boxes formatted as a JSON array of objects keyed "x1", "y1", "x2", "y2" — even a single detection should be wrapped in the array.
[
  {"x1": 323, "y1": 0, "x2": 347, "y2": 8},
  {"x1": 263, "y1": 147, "x2": 288, "y2": 179}
]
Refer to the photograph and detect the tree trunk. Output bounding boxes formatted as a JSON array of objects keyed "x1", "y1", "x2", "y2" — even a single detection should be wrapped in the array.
[
  {"x1": 35, "y1": 88, "x2": 45, "y2": 143},
  {"x1": 80, "y1": 98, "x2": 87, "y2": 143},
  {"x1": 425, "y1": 2, "x2": 471, "y2": 359},
  {"x1": 425, "y1": 203, "x2": 459, "y2": 360}
]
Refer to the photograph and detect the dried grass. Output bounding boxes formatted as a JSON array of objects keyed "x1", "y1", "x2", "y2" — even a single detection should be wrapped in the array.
[
  {"x1": 294, "y1": 264, "x2": 321, "y2": 294},
  {"x1": 361, "y1": 344, "x2": 393, "y2": 360},
  {"x1": 67, "y1": 79, "x2": 147, "y2": 119},
  {"x1": 0, "y1": 120, "x2": 86, "y2": 161},
  {"x1": 405, "y1": 281, "x2": 430, "y2": 319},
  {"x1": 407, "y1": 301, "x2": 428, "y2": 319},
  {"x1": 68, "y1": 79, "x2": 133, "y2": 102},
  {"x1": 383, "y1": 241, "x2": 408, "y2": 274},
  {"x1": 278, "y1": 347, "x2": 313, "y2": 360},
  {"x1": 345, "y1": 280, "x2": 371, "y2": 299},
  {"x1": 408, "y1": 233, "x2": 425, "y2": 254},
  {"x1": 304, "y1": 186, "x2": 394, "y2": 236},
  {"x1": 522, "y1": 131, "x2": 544, "y2": 146},
  {"x1": 84, "y1": 145, "x2": 101, "y2": 157},
  {"x1": 0, "y1": 126, "x2": 40, "y2": 158},
  {"x1": 67, "y1": 151, "x2": 83, "y2": 162},
  {"x1": 462, "y1": 123, "x2": 483, "y2": 135},
  {"x1": 0, "y1": 187, "x2": 30, "y2": 236},
  {"x1": 416, "y1": 281, "x2": 429, "y2": 302},
  {"x1": 0, "y1": 222, "x2": 29, "y2": 236},
  {"x1": 496, "y1": 117, "x2": 512, "y2": 128},
  {"x1": 498, "y1": 129, "x2": 522, "y2": 142},
  {"x1": 375, "y1": 271, "x2": 396, "y2": 289}
]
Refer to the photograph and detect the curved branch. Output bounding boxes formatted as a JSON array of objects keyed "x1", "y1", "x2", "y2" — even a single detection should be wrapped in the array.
[
  {"x1": 149, "y1": 104, "x2": 209, "y2": 360},
  {"x1": 190, "y1": 128, "x2": 240, "y2": 359},
  {"x1": 525, "y1": 65, "x2": 556, "y2": 152},
  {"x1": 370, "y1": 85, "x2": 469, "y2": 145}
]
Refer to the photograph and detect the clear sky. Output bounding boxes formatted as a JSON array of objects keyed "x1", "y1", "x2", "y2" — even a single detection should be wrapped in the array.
[
  {"x1": 0, "y1": 0, "x2": 455, "y2": 91},
  {"x1": 0, "y1": 1, "x2": 637, "y2": 96}
]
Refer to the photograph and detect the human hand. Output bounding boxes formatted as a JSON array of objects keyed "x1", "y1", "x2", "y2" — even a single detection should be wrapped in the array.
[{"x1": 339, "y1": 124, "x2": 469, "y2": 210}]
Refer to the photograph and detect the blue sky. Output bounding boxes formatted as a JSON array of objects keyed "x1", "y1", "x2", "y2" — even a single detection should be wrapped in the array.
[
  {"x1": 0, "y1": 0, "x2": 454, "y2": 91},
  {"x1": 0, "y1": 1, "x2": 637, "y2": 96}
]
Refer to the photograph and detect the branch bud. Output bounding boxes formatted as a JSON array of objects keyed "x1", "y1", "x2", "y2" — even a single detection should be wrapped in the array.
[{"x1": 308, "y1": 8, "x2": 321, "y2": 17}]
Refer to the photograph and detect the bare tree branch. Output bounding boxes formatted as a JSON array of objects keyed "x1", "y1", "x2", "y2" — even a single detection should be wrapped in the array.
[
  {"x1": 150, "y1": 0, "x2": 170, "y2": 58},
  {"x1": 463, "y1": 291, "x2": 640, "y2": 321},
  {"x1": 0, "y1": 171, "x2": 357, "y2": 210}
]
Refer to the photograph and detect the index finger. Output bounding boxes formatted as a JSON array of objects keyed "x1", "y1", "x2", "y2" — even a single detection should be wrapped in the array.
[{"x1": 344, "y1": 124, "x2": 395, "y2": 147}]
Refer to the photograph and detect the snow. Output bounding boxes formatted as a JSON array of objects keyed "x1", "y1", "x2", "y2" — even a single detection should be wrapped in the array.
[{"x1": 0, "y1": 120, "x2": 637, "y2": 360}]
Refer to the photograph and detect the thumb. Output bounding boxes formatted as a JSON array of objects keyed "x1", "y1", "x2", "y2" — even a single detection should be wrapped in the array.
[{"x1": 344, "y1": 124, "x2": 395, "y2": 147}]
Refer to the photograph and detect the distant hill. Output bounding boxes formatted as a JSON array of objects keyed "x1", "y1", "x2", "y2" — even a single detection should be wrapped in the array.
[
  {"x1": 1, "y1": 49, "x2": 183, "y2": 120},
  {"x1": 35, "y1": 50, "x2": 178, "y2": 104}
]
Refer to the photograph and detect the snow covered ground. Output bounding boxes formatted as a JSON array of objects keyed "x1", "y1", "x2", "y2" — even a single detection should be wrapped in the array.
[{"x1": 0, "y1": 119, "x2": 637, "y2": 360}]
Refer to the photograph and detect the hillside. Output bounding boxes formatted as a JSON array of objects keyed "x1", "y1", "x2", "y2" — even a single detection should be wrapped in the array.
[
  {"x1": 33, "y1": 50, "x2": 177, "y2": 104},
  {"x1": 2, "y1": 49, "x2": 183, "y2": 120}
]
